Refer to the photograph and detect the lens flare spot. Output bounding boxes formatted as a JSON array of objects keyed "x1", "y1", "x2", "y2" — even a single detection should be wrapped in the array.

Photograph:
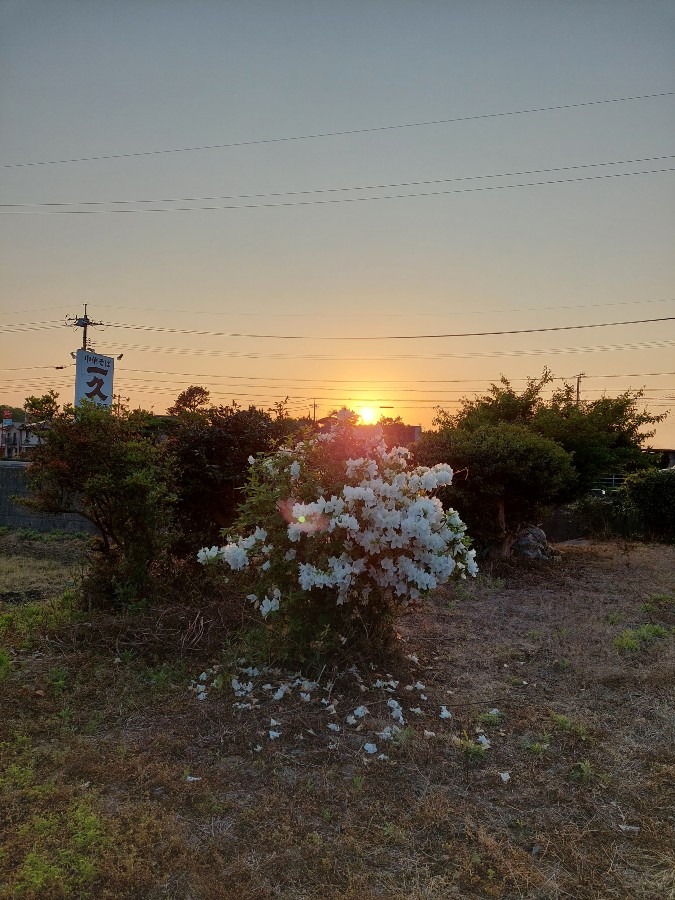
[{"x1": 359, "y1": 407, "x2": 377, "y2": 424}]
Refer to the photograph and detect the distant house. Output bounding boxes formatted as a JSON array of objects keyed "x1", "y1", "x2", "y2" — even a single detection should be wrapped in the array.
[{"x1": 0, "y1": 422, "x2": 47, "y2": 459}]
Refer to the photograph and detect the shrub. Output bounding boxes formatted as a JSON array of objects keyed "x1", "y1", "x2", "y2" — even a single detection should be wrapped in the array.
[
  {"x1": 573, "y1": 469, "x2": 675, "y2": 542},
  {"x1": 23, "y1": 403, "x2": 178, "y2": 606},
  {"x1": 618, "y1": 468, "x2": 675, "y2": 542},
  {"x1": 199, "y1": 420, "x2": 476, "y2": 661}
]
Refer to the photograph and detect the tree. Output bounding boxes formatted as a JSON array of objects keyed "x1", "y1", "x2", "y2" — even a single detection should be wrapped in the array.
[
  {"x1": 415, "y1": 422, "x2": 576, "y2": 557},
  {"x1": 533, "y1": 384, "x2": 662, "y2": 493},
  {"x1": 165, "y1": 400, "x2": 312, "y2": 547},
  {"x1": 617, "y1": 468, "x2": 675, "y2": 542},
  {"x1": 167, "y1": 385, "x2": 211, "y2": 416},
  {"x1": 24, "y1": 390, "x2": 60, "y2": 422},
  {"x1": 24, "y1": 402, "x2": 177, "y2": 604},
  {"x1": 415, "y1": 370, "x2": 664, "y2": 556}
]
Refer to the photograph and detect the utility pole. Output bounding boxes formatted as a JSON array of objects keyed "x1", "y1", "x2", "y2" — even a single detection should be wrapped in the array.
[
  {"x1": 66, "y1": 304, "x2": 105, "y2": 350},
  {"x1": 312, "y1": 400, "x2": 317, "y2": 422},
  {"x1": 575, "y1": 372, "x2": 585, "y2": 406}
]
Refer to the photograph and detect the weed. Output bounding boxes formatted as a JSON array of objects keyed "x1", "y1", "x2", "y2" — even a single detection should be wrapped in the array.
[
  {"x1": 550, "y1": 713, "x2": 591, "y2": 741},
  {"x1": 13, "y1": 851, "x2": 65, "y2": 894},
  {"x1": 0, "y1": 648, "x2": 11, "y2": 683},
  {"x1": 522, "y1": 733, "x2": 551, "y2": 756},
  {"x1": 47, "y1": 666, "x2": 69, "y2": 696},
  {"x1": 453, "y1": 574, "x2": 505, "y2": 603},
  {"x1": 390, "y1": 726, "x2": 416, "y2": 749},
  {"x1": 82, "y1": 711, "x2": 105, "y2": 736},
  {"x1": 613, "y1": 629, "x2": 640, "y2": 652},
  {"x1": 614, "y1": 623, "x2": 668, "y2": 652},
  {"x1": 479, "y1": 709, "x2": 503, "y2": 727},
  {"x1": 10, "y1": 799, "x2": 107, "y2": 896},
  {"x1": 569, "y1": 760, "x2": 594, "y2": 783},
  {"x1": 57, "y1": 706, "x2": 76, "y2": 732},
  {"x1": 0, "y1": 733, "x2": 35, "y2": 789},
  {"x1": 380, "y1": 822, "x2": 406, "y2": 843},
  {"x1": 69, "y1": 800, "x2": 106, "y2": 850},
  {"x1": 458, "y1": 733, "x2": 488, "y2": 765},
  {"x1": 351, "y1": 775, "x2": 365, "y2": 792},
  {"x1": 606, "y1": 611, "x2": 625, "y2": 625},
  {"x1": 0, "y1": 591, "x2": 82, "y2": 648},
  {"x1": 0, "y1": 525, "x2": 11, "y2": 537},
  {"x1": 15, "y1": 528, "x2": 42, "y2": 541},
  {"x1": 635, "y1": 623, "x2": 668, "y2": 643},
  {"x1": 143, "y1": 662, "x2": 183, "y2": 688},
  {"x1": 644, "y1": 593, "x2": 674, "y2": 608}
]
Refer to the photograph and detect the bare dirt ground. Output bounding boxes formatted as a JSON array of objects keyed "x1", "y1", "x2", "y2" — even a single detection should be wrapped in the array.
[{"x1": 1, "y1": 534, "x2": 674, "y2": 899}]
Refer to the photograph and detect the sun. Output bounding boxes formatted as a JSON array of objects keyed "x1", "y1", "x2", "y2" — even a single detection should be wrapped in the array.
[{"x1": 358, "y1": 406, "x2": 377, "y2": 424}]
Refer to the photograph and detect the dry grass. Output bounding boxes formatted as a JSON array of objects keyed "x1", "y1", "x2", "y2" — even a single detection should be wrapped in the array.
[
  {"x1": 0, "y1": 530, "x2": 88, "y2": 603},
  {"x1": 1, "y1": 535, "x2": 674, "y2": 898}
]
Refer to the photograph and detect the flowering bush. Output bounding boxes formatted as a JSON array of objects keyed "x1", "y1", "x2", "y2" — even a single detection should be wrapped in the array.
[{"x1": 198, "y1": 420, "x2": 476, "y2": 659}]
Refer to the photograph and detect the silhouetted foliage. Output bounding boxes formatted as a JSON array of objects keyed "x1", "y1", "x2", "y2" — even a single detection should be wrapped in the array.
[
  {"x1": 165, "y1": 394, "x2": 313, "y2": 547},
  {"x1": 166, "y1": 385, "x2": 211, "y2": 416},
  {"x1": 415, "y1": 370, "x2": 665, "y2": 556},
  {"x1": 23, "y1": 401, "x2": 177, "y2": 605}
]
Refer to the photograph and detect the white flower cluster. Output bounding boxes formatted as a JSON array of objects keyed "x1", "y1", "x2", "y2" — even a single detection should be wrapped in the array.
[
  {"x1": 197, "y1": 526, "x2": 269, "y2": 570},
  {"x1": 198, "y1": 426, "x2": 476, "y2": 617}
]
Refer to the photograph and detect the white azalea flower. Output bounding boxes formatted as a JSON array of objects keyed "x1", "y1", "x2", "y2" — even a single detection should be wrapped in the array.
[
  {"x1": 269, "y1": 730, "x2": 281, "y2": 740},
  {"x1": 260, "y1": 596, "x2": 280, "y2": 617},
  {"x1": 353, "y1": 705, "x2": 369, "y2": 718},
  {"x1": 387, "y1": 698, "x2": 405, "y2": 724},
  {"x1": 327, "y1": 723, "x2": 341, "y2": 733},
  {"x1": 439, "y1": 706, "x2": 452, "y2": 719},
  {"x1": 363, "y1": 743, "x2": 378, "y2": 754}
]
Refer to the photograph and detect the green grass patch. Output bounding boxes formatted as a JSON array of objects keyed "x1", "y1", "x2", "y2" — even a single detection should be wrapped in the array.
[
  {"x1": 0, "y1": 591, "x2": 82, "y2": 649},
  {"x1": 549, "y1": 712, "x2": 591, "y2": 741},
  {"x1": 0, "y1": 649, "x2": 11, "y2": 683},
  {"x1": 613, "y1": 623, "x2": 669, "y2": 652}
]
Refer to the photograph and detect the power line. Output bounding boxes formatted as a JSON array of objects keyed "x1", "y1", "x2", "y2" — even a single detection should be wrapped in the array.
[
  {"x1": 5, "y1": 313, "x2": 674, "y2": 342},
  {"x1": 3, "y1": 366, "x2": 674, "y2": 384},
  {"x1": 92, "y1": 337, "x2": 675, "y2": 361},
  {"x1": 104, "y1": 315, "x2": 674, "y2": 341},
  {"x1": 3, "y1": 90, "x2": 673, "y2": 169},
  {"x1": 3, "y1": 167, "x2": 674, "y2": 214},
  {"x1": 4, "y1": 154, "x2": 673, "y2": 208},
  {"x1": 4, "y1": 373, "x2": 674, "y2": 406},
  {"x1": 3, "y1": 296, "x2": 673, "y2": 320}
]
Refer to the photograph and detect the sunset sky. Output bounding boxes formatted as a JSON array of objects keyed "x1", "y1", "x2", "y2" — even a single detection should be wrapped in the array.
[{"x1": 1, "y1": 1, "x2": 674, "y2": 444}]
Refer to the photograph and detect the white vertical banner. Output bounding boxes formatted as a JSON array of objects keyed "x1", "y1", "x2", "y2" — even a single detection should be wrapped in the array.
[{"x1": 75, "y1": 350, "x2": 115, "y2": 408}]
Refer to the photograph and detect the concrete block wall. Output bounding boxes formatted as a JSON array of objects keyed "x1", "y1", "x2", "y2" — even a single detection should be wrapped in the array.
[{"x1": 0, "y1": 461, "x2": 96, "y2": 534}]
